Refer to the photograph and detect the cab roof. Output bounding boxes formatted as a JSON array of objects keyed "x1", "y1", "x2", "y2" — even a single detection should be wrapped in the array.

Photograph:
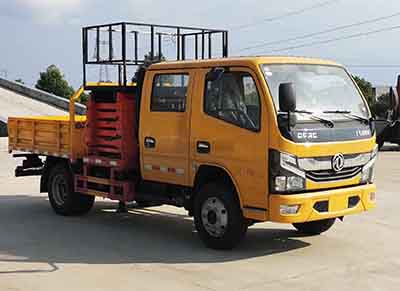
[{"x1": 148, "y1": 56, "x2": 342, "y2": 71}]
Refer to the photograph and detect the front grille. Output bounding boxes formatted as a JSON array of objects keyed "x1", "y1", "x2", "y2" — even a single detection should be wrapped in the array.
[{"x1": 306, "y1": 166, "x2": 362, "y2": 182}]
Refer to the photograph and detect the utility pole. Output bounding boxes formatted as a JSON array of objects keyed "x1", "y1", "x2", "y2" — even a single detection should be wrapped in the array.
[
  {"x1": 93, "y1": 37, "x2": 112, "y2": 82},
  {"x1": 0, "y1": 69, "x2": 8, "y2": 79}
]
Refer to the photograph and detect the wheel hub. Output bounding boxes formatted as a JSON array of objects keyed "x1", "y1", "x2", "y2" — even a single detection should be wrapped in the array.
[
  {"x1": 207, "y1": 210, "x2": 217, "y2": 225},
  {"x1": 52, "y1": 174, "x2": 68, "y2": 206},
  {"x1": 201, "y1": 197, "x2": 228, "y2": 238}
]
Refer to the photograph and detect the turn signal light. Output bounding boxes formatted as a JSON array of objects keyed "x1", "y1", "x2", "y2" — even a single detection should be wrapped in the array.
[{"x1": 280, "y1": 204, "x2": 300, "y2": 215}]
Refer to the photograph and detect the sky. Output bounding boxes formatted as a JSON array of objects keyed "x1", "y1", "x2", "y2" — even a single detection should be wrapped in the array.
[{"x1": 1, "y1": 0, "x2": 400, "y2": 89}]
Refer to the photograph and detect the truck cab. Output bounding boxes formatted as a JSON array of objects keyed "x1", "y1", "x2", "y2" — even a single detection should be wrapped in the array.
[
  {"x1": 8, "y1": 22, "x2": 377, "y2": 250},
  {"x1": 138, "y1": 57, "x2": 377, "y2": 248}
]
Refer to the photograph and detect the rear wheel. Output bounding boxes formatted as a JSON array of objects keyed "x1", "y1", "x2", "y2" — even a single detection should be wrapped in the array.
[
  {"x1": 48, "y1": 163, "x2": 94, "y2": 216},
  {"x1": 194, "y1": 182, "x2": 247, "y2": 250},
  {"x1": 293, "y1": 218, "x2": 336, "y2": 235}
]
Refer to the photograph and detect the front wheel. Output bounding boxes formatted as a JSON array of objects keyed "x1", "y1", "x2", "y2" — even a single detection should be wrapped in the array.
[
  {"x1": 48, "y1": 163, "x2": 95, "y2": 216},
  {"x1": 194, "y1": 182, "x2": 247, "y2": 250},
  {"x1": 293, "y1": 218, "x2": 336, "y2": 235}
]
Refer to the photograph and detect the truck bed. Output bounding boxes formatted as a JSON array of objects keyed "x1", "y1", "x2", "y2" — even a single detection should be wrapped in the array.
[{"x1": 8, "y1": 115, "x2": 86, "y2": 159}]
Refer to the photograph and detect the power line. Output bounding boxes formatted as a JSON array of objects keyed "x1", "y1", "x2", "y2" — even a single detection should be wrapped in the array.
[
  {"x1": 263, "y1": 24, "x2": 400, "y2": 53},
  {"x1": 231, "y1": 0, "x2": 340, "y2": 31},
  {"x1": 237, "y1": 11, "x2": 400, "y2": 52}
]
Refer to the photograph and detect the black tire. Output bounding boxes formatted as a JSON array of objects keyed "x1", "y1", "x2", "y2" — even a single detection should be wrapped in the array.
[
  {"x1": 47, "y1": 163, "x2": 95, "y2": 216},
  {"x1": 194, "y1": 181, "x2": 247, "y2": 250},
  {"x1": 293, "y1": 218, "x2": 336, "y2": 235}
]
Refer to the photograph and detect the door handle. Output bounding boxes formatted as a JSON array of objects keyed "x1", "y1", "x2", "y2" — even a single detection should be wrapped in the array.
[
  {"x1": 144, "y1": 137, "x2": 156, "y2": 148},
  {"x1": 197, "y1": 141, "x2": 211, "y2": 154}
]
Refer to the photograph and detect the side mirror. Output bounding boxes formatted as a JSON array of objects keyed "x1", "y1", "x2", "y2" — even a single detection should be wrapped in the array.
[
  {"x1": 206, "y1": 67, "x2": 225, "y2": 82},
  {"x1": 279, "y1": 83, "x2": 296, "y2": 112}
]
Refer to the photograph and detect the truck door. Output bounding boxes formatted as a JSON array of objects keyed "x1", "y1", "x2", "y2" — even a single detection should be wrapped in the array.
[
  {"x1": 190, "y1": 67, "x2": 268, "y2": 210},
  {"x1": 139, "y1": 70, "x2": 194, "y2": 186}
]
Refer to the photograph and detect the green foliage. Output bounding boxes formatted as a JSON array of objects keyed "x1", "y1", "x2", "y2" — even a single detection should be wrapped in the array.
[
  {"x1": 35, "y1": 65, "x2": 75, "y2": 99},
  {"x1": 134, "y1": 52, "x2": 168, "y2": 86},
  {"x1": 135, "y1": 52, "x2": 166, "y2": 76},
  {"x1": 80, "y1": 92, "x2": 89, "y2": 105},
  {"x1": 373, "y1": 92, "x2": 391, "y2": 118},
  {"x1": 142, "y1": 52, "x2": 166, "y2": 67},
  {"x1": 352, "y1": 75, "x2": 375, "y2": 108},
  {"x1": 15, "y1": 79, "x2": 24, "y2": 84}
]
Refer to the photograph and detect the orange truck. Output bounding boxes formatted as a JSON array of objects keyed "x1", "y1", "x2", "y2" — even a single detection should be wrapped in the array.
[{"x1": 8, "y1": 22, "x2": 377, "y2": 249}]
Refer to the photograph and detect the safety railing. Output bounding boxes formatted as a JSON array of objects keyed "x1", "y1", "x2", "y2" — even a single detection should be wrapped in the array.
[{"x1": 82, "y1": 22, "x2": 229, "y2": 87}]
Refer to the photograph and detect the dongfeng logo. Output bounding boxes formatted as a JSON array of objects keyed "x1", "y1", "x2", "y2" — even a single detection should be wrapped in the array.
[
  {"x1": 297, "y1": 131, "x2": 318, "y2": 140},
  {"x1": 332, "y1": 153, "x2": 345, "y2": 172}
]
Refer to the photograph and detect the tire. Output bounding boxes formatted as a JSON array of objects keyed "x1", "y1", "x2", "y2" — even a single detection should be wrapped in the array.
[
  {"x1": 194, "y1": 181, "x2": 247, "y2": 250},
  {"x1": 293, "y1": 218, "x2": 336, "y2": 235},
  {"x1": 47, "y1": 163, "x2": 95, "y2": 216}
]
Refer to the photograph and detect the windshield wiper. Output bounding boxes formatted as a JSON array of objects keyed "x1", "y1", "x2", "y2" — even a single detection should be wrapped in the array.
[
  {"x1": 294, "y1": 109, "x2": 335, "y2": 128},
  {"x1": 323, "y1": 110, "x2": 370, "y2": 125}
]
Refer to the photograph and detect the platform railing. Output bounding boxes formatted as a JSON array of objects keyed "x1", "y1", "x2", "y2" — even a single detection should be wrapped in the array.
[{"x1": 82, "y1": 22, "x2": 229, "y2": 87}]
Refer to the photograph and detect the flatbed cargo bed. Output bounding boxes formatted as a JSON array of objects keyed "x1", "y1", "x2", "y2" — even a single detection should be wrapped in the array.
[{"x1": 8, "y1": 115, "x2": 86, "y2": 159}]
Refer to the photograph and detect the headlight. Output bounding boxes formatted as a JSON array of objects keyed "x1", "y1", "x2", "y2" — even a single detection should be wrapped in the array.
[
  {"x1": 274, "y1": 176, "x2": 287, "y2": 192},
  {"x1": 360, "y1": 145, "x2": 378, "y2": 184},
  {"x1": 287, "y1": 176, "x2": 305, "y2": 191},
  {"x1": 270, "y1": 150, "x2": 306, "y2": 193}
]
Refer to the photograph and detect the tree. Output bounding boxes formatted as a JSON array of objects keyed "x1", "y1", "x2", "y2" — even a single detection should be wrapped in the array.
[
  {"x1": 15, "y1": 79, "x2": 24, "y2": 84},
  {"x1": 80, "y1": 92, "x2": 89, "y2": 105},
  {"x1": 142, "y1": 52, "x2": 166, "y2": 68},
  {"x1": 36, "y1": 65, "x2": 75, "y2": 99},
  {"x1": 352, "y1": 75, "x2": 375, "y2": 108},
  {"x1": 134, "y1": 52, "x2": 166, "y2": 79},
  {"x1": 373, "y1": 92, "x2": 391, "y2": 118}
]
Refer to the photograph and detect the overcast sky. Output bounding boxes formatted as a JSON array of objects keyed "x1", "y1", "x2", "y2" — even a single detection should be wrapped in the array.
[{"x1": 1, "y1": 0, "x2": 400, "y2": 88}]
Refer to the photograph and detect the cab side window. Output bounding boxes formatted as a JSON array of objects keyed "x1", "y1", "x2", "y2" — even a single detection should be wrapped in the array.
[
  {"x1": 151, "y1": 74, "x2": 189, "y2": 112},
  {"x1": 204, "y1": 71, "x2": 261, "y2": 131}
]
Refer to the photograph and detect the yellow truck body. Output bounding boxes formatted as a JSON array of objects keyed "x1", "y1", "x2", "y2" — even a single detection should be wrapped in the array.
[
  {"x1": 141, "y1": 57, "x2": 377, "y2": 223},
  {"x1": 6, "y1": 20, "x2": 379, "y2": 249},
  {"x1": 8, "y1": 115, "x2": 86, "y2": 159},
  {"x1": 8, "y1": 57, "x2": 377, "y2": 223},
  {"x1": 7, "y1": 55, "x2": 378, "y2": 249}
]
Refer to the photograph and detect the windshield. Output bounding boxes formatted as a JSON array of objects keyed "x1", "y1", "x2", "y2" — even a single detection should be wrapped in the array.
[{"x1": 262, "y1": 64, "x2": 370, "y2": 119}]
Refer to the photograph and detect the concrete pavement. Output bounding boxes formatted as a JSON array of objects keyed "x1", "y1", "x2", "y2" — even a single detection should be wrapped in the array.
[{"x1": 0, "y1": 138, "x2": 399, "y2": 291}]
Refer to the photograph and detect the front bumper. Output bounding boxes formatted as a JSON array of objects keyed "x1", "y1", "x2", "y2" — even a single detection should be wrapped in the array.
[{"x1": 269, "y1": 184, "x2": 376, "y2": 223}]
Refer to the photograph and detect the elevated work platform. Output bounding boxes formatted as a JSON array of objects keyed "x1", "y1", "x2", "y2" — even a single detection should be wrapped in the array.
[{"x1": 82, "y1": 22, "x2": 228, "y2": 87}]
